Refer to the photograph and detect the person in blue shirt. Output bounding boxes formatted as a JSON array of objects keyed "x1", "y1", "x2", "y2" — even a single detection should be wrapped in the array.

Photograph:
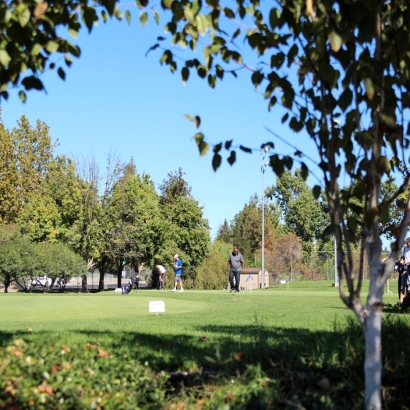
[{"x1": 172, "y1": 254, "x2": 184, "y2": 292}]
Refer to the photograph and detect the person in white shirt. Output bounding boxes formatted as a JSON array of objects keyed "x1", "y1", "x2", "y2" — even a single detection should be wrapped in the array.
[{"x1": 155, "y1": 264, "x2": 167, "y2": 290}]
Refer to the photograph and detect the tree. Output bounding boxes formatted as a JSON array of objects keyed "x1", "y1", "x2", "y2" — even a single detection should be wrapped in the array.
[
  {"x1": 4, "y1": 0, "x2": 410, "y2": 405},
  {"x1": 230, "y1": 194, "x2": 276, "y2": 267},
  {"x1": 104, "y1": 161, "x2": 167, "y2": 288},
  {"x1": 0, "y1": 116, "x2": 55, "y2": 223},
  {"x1": 215, "y1": 219, "x2": 233, "y2": 244},
  {"x1": 158, "y1": 169, "x2": 210, "y2": 280},
  {"x1": 266, "y1": 169, "x2": 327, "y2": 257},
  {"x1": 140, "y1": 1, "x2": 410, "y2": 407},
  {"x1": 195, "y1": 240, "x2": 231, "y2": 289}
]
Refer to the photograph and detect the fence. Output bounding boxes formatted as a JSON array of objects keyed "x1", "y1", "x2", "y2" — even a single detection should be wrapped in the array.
[{"x1": 268, "y1": 251, "x2": 394, "y2": 283}]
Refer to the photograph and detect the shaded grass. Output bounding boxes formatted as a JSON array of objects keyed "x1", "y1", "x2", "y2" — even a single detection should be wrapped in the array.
[{"x1": 1, "y1": 280, "x2": 409, "y2": 409}]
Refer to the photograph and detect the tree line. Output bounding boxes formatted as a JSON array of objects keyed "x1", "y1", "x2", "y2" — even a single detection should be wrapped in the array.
[
  {"x1": 0, "y1": 116, "x2": 210, "y2": 292},
  {"x1": 2, "y1": 115, "x2": 406, "y2": 293}
]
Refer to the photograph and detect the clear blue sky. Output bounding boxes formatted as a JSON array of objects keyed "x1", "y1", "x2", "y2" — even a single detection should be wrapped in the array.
[{"x1": 1, "y1": 13, "x2": 318, "y2": 239}]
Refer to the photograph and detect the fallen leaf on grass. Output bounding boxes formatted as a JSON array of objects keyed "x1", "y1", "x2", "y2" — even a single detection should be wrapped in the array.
[
  {"x1": 177, "y1": 402, "x2": 186, "y2": 410},
  {"x1": 234, "y1": 352, "x2": 246, "y2": 362},
  {"x1": 199, "y1": 336, "x2": 208, "y2": 342},
  {"x1": 38, "y1": 384, "x2": 53, "y2": 395},
  {"x1": 85, "y1": 343, "x2": 97, "y2": 349},
  {"x1": 51, "y1": 363, "x2": 62, "y2": 374},
  {"x1": 98, "y1": 349, "x2": 110, "y2": 358},
  {"x1": 197, "y1": 399, "x2": 206, "y2": 409},
  {"x1": 61, "y1": 345, "x2": 71, "y2": 354},
  {"x1": 27, "y1": 328, "x2": 32, "y2": 332},
  {"x1": 224, "y1": 393, "x2": 234, "y2": 403}
]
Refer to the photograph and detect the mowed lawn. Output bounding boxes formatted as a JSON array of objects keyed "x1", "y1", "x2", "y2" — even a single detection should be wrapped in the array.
[
  {"x1": 1, "y1": 280, "x2": 409, "y2": 409},
  {"x1": 0, "y1": 280, "x2": 400, "y2": 371}
]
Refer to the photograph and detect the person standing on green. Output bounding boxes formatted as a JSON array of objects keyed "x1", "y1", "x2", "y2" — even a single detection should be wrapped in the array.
[
  {"x1": 227, "y1": 247, "x2": 244, "y2": 293},
  {"x1": 172, "y1": 254, "x2": 184, "y2": 292}
]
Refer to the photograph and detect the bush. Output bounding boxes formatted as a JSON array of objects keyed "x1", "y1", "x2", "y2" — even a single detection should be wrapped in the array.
[{"x1": 0, "y1": 339, "x2": 168, "y2": 409}]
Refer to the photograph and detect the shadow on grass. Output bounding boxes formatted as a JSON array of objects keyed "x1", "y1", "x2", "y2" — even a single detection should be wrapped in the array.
[{"x1": 1, "y1": 315, "x2": 410, "y2": 408}]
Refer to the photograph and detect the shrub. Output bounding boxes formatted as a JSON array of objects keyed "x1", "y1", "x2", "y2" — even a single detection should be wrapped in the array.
[{"x1": 0, "y1": 339, "x2": 168, "y2": 409}]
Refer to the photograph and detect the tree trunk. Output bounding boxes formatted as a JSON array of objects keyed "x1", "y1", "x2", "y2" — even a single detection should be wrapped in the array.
[
  {"x1": 3, "y1": 274, "x2": 11, "y2": 293},
  {"x1": 117, "y1": 266, "x2": 122, "y2": 289},
  {"x1": 81, "y1": 274, "x2": 88, "y2": 293},
  {"x1": 363, "y1": 296, "x2": 383, "y2": 409},
  {"x1": 99, "y1": 270, "x2": 105, "y2": 292}
]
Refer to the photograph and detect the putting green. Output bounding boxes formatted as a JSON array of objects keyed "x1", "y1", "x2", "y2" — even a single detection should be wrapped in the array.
[{"x1": 0, "y1": 292, "x2": 210, "y2": 324}]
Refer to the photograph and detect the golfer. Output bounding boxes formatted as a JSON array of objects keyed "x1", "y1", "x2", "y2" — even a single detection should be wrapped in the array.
[
  {"x1": 172, "y1": 254, "x2": 183, "y2": 292},
  {"x1": 156, "y1": 264, "x2": 166, "y2": 290},
  {"x1": 227, "y1": 247, "x2": 244, "y2": 293}
]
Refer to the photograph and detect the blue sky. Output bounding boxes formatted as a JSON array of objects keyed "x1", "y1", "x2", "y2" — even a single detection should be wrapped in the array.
[{"x1": 1, "y1": 12, "x2": 318, "y2": 239}]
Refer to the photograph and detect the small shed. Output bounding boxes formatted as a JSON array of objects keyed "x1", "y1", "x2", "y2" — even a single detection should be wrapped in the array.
[{"x1": 239, "y1": 268, "x2": 269, "y2": 290}]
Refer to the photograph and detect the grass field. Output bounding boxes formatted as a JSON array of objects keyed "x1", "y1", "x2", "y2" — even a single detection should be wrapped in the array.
[{"x1": 1, "y1": 281, "x2": 409, "y2": 409}]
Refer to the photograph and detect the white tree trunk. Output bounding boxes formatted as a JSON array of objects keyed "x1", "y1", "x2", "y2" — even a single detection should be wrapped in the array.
[{"x1": 364, "y1": 305, "x2": 383, "y2": 410}]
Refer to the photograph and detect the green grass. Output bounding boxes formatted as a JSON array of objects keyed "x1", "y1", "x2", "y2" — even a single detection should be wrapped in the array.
[{"x1": 1, "y1": 281, "x2": 409, "y2": 409}]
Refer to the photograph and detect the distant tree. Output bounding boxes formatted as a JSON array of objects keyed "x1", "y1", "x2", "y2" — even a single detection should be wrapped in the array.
[
  {"x1": 266, "y1": 170, "x2": 326, "y2": 257},
  {"x1": 0, "y1": 224, "x2": 32, "y2": 292},
  {"x1": 35, "y1": 242, "x2": 87, "y2": 291},
  {"x1": 159, "y1": 169, "x2": 210, "y2": 280},
  {"x1": 195, "y1": 241, "x2": 231, "y2": 290},
  {"x1": 215, "y1": 219, "x2": 232, "y2": 244},
  {"x1": 104, "y1": 162, "x2": 166, "y2": 288},
  {"x1": 230, "y1": 195, "x2": 276, "y2": 267},
  {"x1": 0, "y1": 116, "x2": 55, "y2": 223},
  {"x1": 159, "y1": 168, "x2": 192, "y2": 206}
]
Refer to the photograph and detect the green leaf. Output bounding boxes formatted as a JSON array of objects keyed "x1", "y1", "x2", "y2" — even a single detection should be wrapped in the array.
[
  {"x1": 181, "y1": 67, "x2": 189, "y2": 84},
  {"x1": 45, "y1": 41, "x2": 59, "y2": 53},
  {"x1": 196, "y1": 14, "x2": 208, "y2": 36},
  {"x1": 328, "y1": 31, "x2": 342, "y2": 52},
  {"x1": 65, "y1": 55, "x2": 72, "y2": 67},
  {"x1": 101, "y1": 9, "x2": 108, "y2": 22},
  {"x1": 312, "y1": 185, "x2": 321, "y2": 199},
  {"x1": 31, "y1": 44, "x2": 43, "y2": 56},
  {"x1": 140, "y1": 12, "x2": 148, "y2": 26},
  {"x1": 83, "y1": 7, "x2": 97, "y2": 32},
  {"x1": 0, "y1": 50, "x2": 11, "y2": 66},
  {"x1": 101, "y1": 0, "x2": 116, "y2": 16},
  {"x1": 268, "y1": 96, "x2": 277, "y2": 111},
  {"x1": 21, "y1": 76, "x2": 43, "y2": 91},
  {"x1": 213, "y1": 143, "x2": 222, "y2": 153},
  {"x1": 289, "y1": 117, "x2": 303, "y2": 132},
  {"x1": 193, "y1": 133, "x2": 209, "y2": 156},
  {"x1": 19, "y1": 90, "x2": 26, "y2": 103},
  {"x1": 281, "y1": 113, "x2": 289, "y2": 123},
  {"x1": 363, "y1": 78, "x2": 374, "y2": 100},
  {"x1": 224, "y1": 7, "x2": 235, "y2": 18},
  {"x1": 184, "y1": 114, "x2": 194, "y2": 121},
  {"x1": 153, "y1": 11, "x2": 159, "y2": 25},
  {"x1": 184, "y1": 8, "x2": 194, "y2": 23},
  {"x1": 300, "y1": 162, "x2": 309, "y2": 180},
  {"x1": 239, "y1": 145, "x2": 252, "y2": 153},
  {"x1": 338, "y1": 87, "x2": 353, "y2": 111},
  {"x1": 225, "y1": 140, "x2": 232, "y2": 150},
  {"x1": 58, "y1": 67, "x2": 66, "y2": 80},
  {"x1": 125, "y1": 10, "x2": 131, "y2": 24},
  {"x1": 68, "y1": 28, "x2": 79, "y2": 39},
  {"x1": 194, "y1": 116, "x2": 201, "y2": 128},
  {"x1": 17, "y1": 4, "x2": 30, "y2": 27},
  {"x1": 208, "y1": 74, "x2": 216, "y2": 88},
  {"x1": 227, "y1": 150, "x2": 236, "y2": 165},
  {"x1": 212, "y1": 153, "x2": 222, "y2": 171}
]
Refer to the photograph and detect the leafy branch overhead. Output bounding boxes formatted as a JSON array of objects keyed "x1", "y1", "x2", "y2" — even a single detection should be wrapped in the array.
[{"x1": 0, "y1": 0, "x2": 156, "y2": 101}]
